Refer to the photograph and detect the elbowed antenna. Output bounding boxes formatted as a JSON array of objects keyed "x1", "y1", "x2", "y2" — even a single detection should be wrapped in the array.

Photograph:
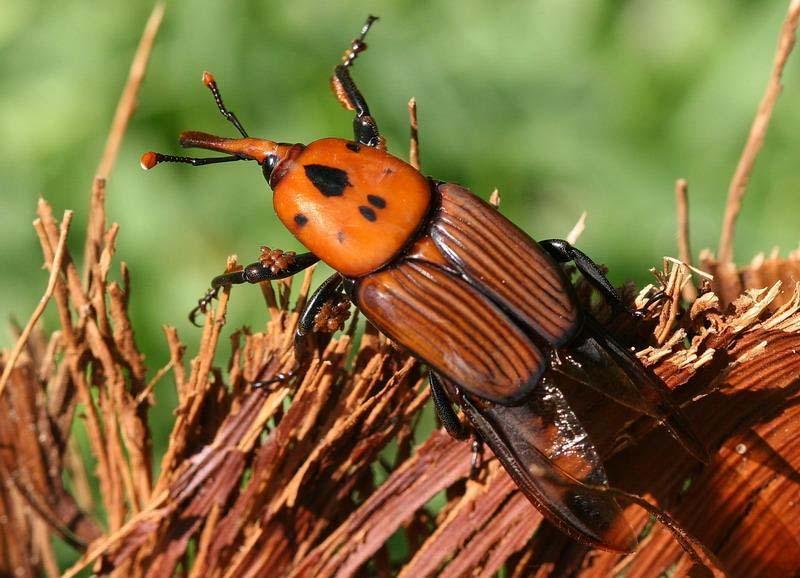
[
  {"x1": 140, "y1": 70, "x2": 285, "y2": 170},
  {"x1": 202, "y1": 71, "x2": 248, "y2": 137}
]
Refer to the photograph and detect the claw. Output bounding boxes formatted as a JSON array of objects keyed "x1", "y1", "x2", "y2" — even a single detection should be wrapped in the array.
[
  {"x1": 252, "y1": 366, "x2": 298, "y2": 389},
  {"x1": 624, "y1": 289, "x2": 668, "y2": 322},
  {"x1": 188, "y1": 287, "x2": 219, "y2": 327},
  {"x1": 188, "y1": 305, "x2": 206, "y2": 327},
  {"x1": 639, "y1": 289, "x2": 668, "y2": 316}
]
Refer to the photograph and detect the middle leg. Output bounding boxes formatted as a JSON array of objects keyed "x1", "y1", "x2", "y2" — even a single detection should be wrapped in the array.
[
  {"x1": 539, "y1": 238, "x2": 629, "y2": 314},
  {"x1": 429, "y1": 371, "x2": 469, "y2": 441},
  {"x1": 294, "y1": 273, "x2": 351, "y2": 362},
  {"x1": 252, "y1": 272, "x2": 351, "y2": 387}
]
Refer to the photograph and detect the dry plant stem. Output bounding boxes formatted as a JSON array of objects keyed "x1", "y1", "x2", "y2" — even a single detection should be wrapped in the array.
[
  {"x1": 61, "y1": 504, "x2": 170, "y2": 578},
  {"x1": 83, "y1": 1, "x2": 165, "y2": 284},
  {"x1": 94, "y1": 1, "x2": 164, "y2": 178},
  {"x1": 34, "y1": 203, "x2": 117, "y2": 524},
  {"x1": 0, "y1": 210, "x2": 73, "y2": 398},
  {"x1": 675, "y1": 178, "x2": 698, "y2": 301},
  {"x1": 8, "y1": 0, "x2": 166, "y2": 545},
  {"x1": 152, "y1": 259, "x2": 235, "y2": 498},
  {"x1": 408, "y1": 97, "x2": 420, "y2": 169},
  {"x1": 31, "y1": 205, "x2": 113, "y2": 511},
  {"x1": 717, "y1": 0, "x2": 800, "y2": 264},
  {"x1": 136, "y1": 359, "x2": 174, "y2": 404},
  {"x1": 566, "y1": 211, "x2": 587, "y2": 246},
  {"x1": 654, "y1": 260, "x2": 686, "y2": 344},
  {"x1": 0, "y1": 460, "x2": 85, "y2": 550},
  {"x1": 33, "y1": 523, "x2": 59, "y2": 578},
  {"x1": 675, "y1": 179, "x2": 692, "y2": 267}
]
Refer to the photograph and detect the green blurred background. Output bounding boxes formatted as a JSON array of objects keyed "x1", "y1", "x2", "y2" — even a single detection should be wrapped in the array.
[{"x1": 2, "y1": 0, "x2": 800, "y2": 472}]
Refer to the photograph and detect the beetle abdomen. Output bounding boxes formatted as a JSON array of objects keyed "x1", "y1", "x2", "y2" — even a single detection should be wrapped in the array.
[
  {"x1": 458, "y1": 375, "x2": 636, "y2": 552},
  {"x1": 354, "y1": 258, "x2": 545, "y2": 404},
  {"x1": 273, "y1": 138, "x2": 431, "y2": 277},
  {"x1": 432, "y1": 183, "x2": 580, "y2": 346}
]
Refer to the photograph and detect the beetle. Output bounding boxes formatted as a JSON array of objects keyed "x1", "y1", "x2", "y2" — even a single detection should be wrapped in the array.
[{"x1": 141, "y1": 16, "x2": 707, "y2": 552}]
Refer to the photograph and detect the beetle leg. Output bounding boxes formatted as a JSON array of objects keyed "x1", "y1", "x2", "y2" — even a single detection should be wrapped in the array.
[
  {"x1": 337, "y1": 66, "x2": 382, "y2": 147},
  {"x1": 294, "y1": 273, "x2": 349, "y2": 361},
  {"x1": 331, "y1": 16, "x2": 383, "y2": 148},
  {"x1": 251, "y1": 273, "x2": 350, "y2": 388},
  {"x1": 539, "y1": 239, "x2": 631, "y2": 315},
  {"x1": 470, "y1": 434, "x2": 485, "y2": 478},
  {"x1": 189, "y1": 250, "x2": 319, "y2": 326},
  {"x1": 251, "y1": 368, "x2": 298, "y2": 389},
  {"x1": 432, "y1": 377, "x2": 491, "y2": 478},
  {"x1": 641, "y1": 288, "x2": 668, "y2": 312},
  {"x1": 429, "y1": 371, "x2": 470, "y2": 440}
]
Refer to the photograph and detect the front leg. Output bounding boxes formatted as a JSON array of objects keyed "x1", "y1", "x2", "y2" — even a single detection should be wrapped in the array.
[
  {"x1": 189, "y1": 249, "x2": 319, "y2": 325},
  {"x1": 294, "y1": 273, "x2": 350, "y2": 362},
  {"x1": 539, "y1": 239, "x2": 629, "y2": 314}
]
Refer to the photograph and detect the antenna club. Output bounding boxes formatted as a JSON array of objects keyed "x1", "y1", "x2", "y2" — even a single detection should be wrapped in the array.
[
  {"x1": 202, "y1": 71, "x2": 216, "y2": 87},
  {"x1": 140, "y1": 151, "x2": 160, "y2": 170}
]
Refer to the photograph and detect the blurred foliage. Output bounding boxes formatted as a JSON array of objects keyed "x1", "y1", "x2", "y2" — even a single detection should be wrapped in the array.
[{"x1": 2, "y1": 1, "x2": 799, "y2": 464}]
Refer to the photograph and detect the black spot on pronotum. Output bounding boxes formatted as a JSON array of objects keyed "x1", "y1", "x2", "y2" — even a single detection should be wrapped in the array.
[
  {"x1": 304, "y1": 164, "x2": 351, "y2": 197},
  {"x1": 367, "y1": 194, "x2": 386, "y2": 209},
  {"x1": 359, "y1": 206, "x2": 377, "y2": 222},
  {"x1": 294, "y1": 214, "x2": 308, "y2": 226},
  {"x1": 337, "y1": 231, "x2": 345, "y2": 243},
  {"x1": 345, "y1": 142, "x2": 361, "y2": 152},
  {"x1": 383, "y1": 167, "x2": 394, "y2": 175}
]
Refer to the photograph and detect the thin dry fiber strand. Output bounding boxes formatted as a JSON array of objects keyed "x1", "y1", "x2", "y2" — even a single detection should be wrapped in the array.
[
  {"x1": 3, "y1": 2, "x2": 800, "y2": 578},
  {"x1": 82, "y1": 1, "x2": 165, "y2": 284},
  {"x1": 716, "y1": 0, "x2": 800, "y2": 266},
  {"x1": 675, "y1": 179, "x2": 698, "y2": 302},
  {"x1": 0, "y1": 210, "x2": 72, "y2": 398}
]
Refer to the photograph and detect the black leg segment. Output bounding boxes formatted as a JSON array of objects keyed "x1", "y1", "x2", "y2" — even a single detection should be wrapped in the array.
[
  {"x1": 237, "y1": 251, "x2": 320, "y2": 285},
  {"x1": 429, "y1": 371, "x2": 469, "y2": 440},
  {"x1": 189, "y1": 251, "x2": 319, "y2": 325},
  {"x1": 334, "y1": 66, "x2": 381, "y2": 147},
  {"x1": 251, "y1": 273, "x2": 349, "y2": 389},
  {"x1": 539, "y1": 239, "x2": 628, "y2": 313},
  {"x1": 294, "y1": 273, "x2": 346, "y2": 362}
]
